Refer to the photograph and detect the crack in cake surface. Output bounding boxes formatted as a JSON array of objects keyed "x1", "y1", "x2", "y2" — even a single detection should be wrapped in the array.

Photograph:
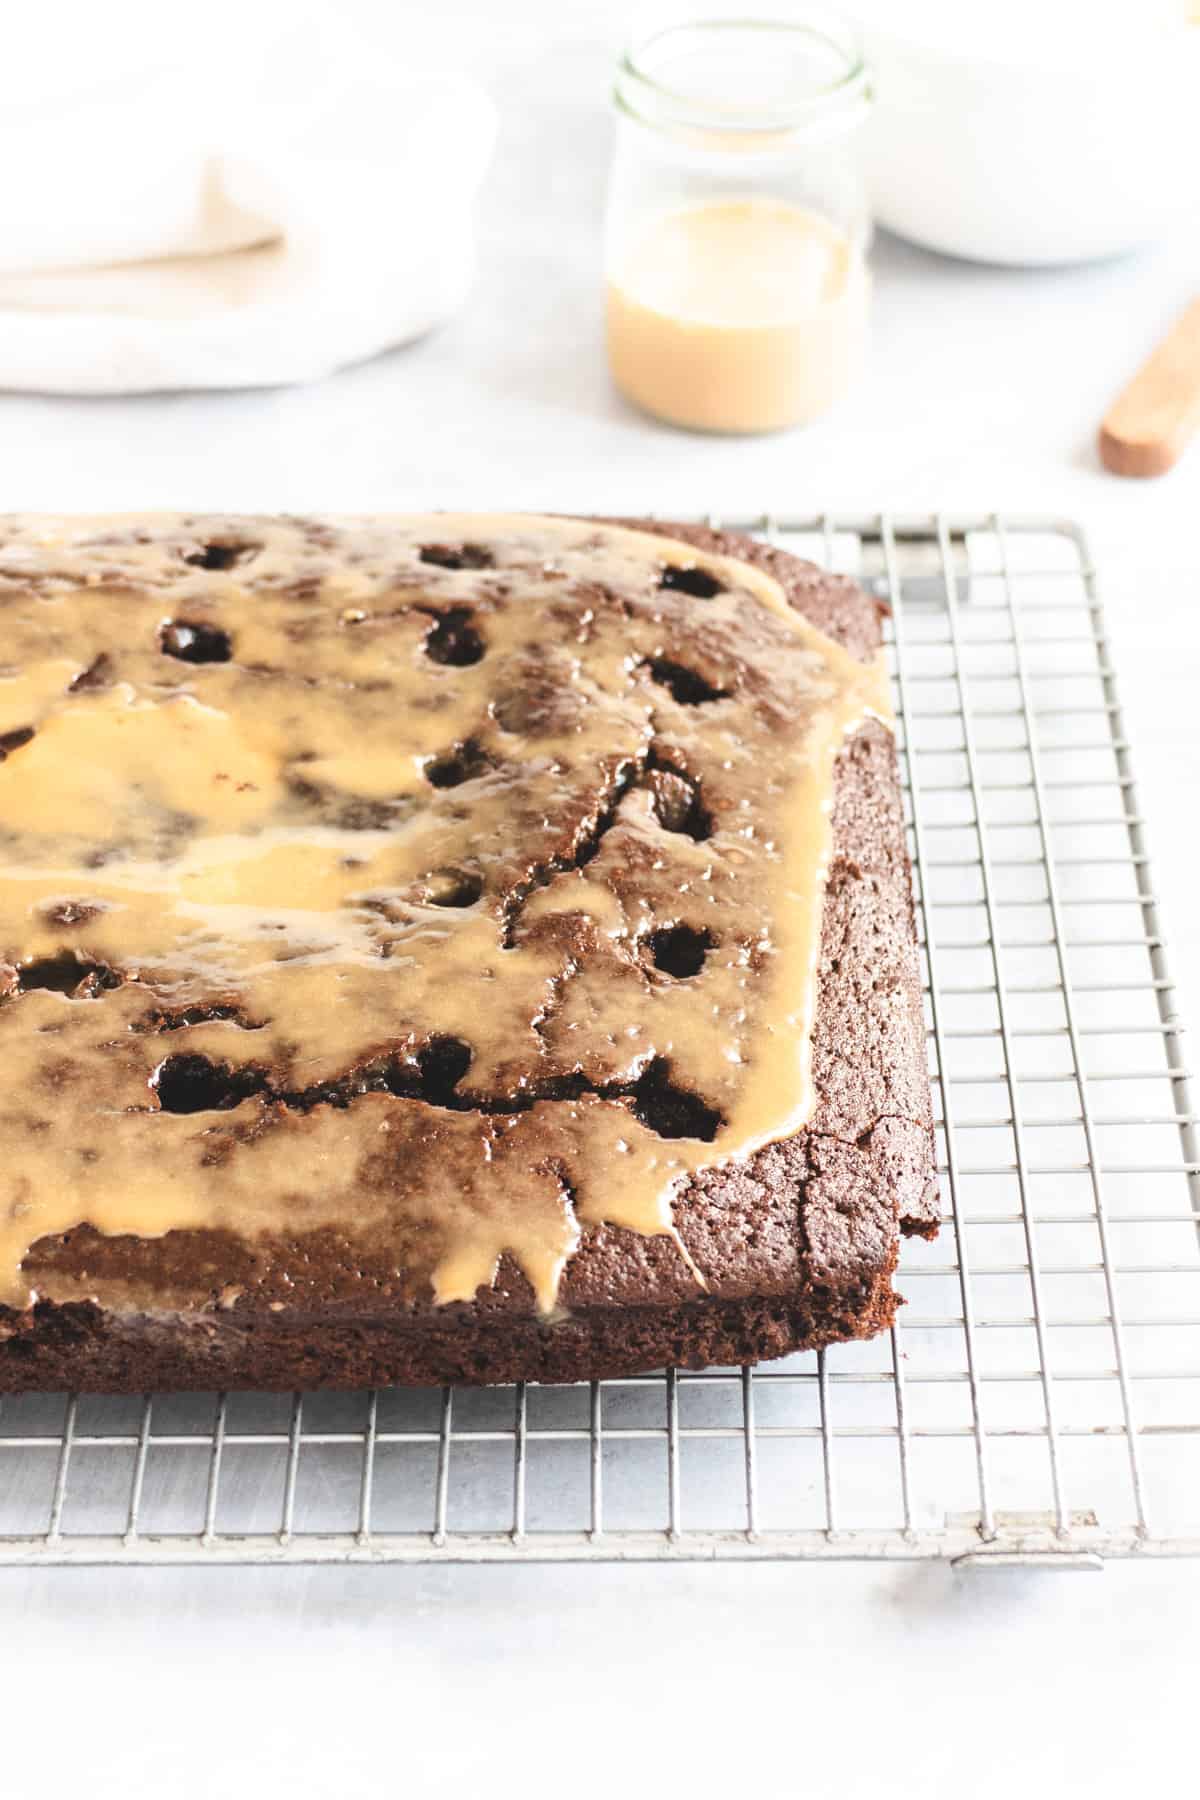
[{"x1": 0, "y1": 513, "x2": 891, "y2": 1315}]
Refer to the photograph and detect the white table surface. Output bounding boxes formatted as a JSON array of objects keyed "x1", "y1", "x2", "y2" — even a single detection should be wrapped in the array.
[{"x1": 5, "y1": 4, "x2": 1199, "y2": 1793}]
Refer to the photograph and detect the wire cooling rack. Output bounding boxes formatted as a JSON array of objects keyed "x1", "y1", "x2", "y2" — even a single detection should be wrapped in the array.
[{"x1": 1, "y1": 512, "x2": 1197, "y2": 1568}]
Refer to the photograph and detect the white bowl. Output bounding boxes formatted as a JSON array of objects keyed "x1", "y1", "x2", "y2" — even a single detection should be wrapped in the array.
[{"x1": 855, "y1": 2, "x2": 1200, "y2": 266}]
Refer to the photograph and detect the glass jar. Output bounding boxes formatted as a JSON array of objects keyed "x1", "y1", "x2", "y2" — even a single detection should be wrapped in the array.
[{"x1": 604, "y1": 7, "x2": 872, "y2": 434}]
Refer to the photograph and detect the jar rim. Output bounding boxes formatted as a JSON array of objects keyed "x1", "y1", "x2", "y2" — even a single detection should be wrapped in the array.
[{"x1": 616, "y1": 11, "x2": 871, "y2": 140}]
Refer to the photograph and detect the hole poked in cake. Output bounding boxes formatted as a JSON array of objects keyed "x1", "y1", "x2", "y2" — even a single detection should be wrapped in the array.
[
  {"x1": 649, "y1": 923, "x2": 715, "y2": 978},
  {"x1": 151, "y1": 1052, "x2": 267, "y2": 1114},
  {"x1": 423, "y1": 607, "x2": 486, "y2": 666},
  {"x1": 643, "y1": 657, "x2": 728, "y2": 705},
  {"x1": 659, "y1": 565, "x2": 723, "y2": 600},
  {"x1": 0, "y1": 725, "x2": 35, "y2": 760},
  {"x1": 422, "y1": 866, "x2": 484, "y2": 907},
  {"x1": 423, "y1": 737, "x2": 494, "y2": 789},
  {"x1": 419, "y1": 543, "x2": 494, "y2": 570},
  {"x1": 629, "y1": 1058, "x2": 722, "y2": 1142},
  {"x1": 384, "y1": 1036, "x2": 473, "y2": 1105},
  {"x1": 160, "y1": 619, "x2": 234, "y2": 664},
  {"x1": 181, "y1": 541, "x2": 258, "y2": 572},
  {"x1": 16, "y1": 953, "x2": 120, "y2": 998},
  {"x1": 642, "y1": 762, "x2": 713, "y2": 842}
]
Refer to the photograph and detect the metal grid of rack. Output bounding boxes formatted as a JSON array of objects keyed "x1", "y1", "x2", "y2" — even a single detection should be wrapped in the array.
[{"x1": 2, "y1": 513, "x2": 1197, "y2": 1567}]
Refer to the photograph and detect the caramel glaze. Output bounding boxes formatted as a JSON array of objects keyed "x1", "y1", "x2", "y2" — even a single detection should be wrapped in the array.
[{"x1": 0, "y1": 514, "x2": 890, "y2": 1316}]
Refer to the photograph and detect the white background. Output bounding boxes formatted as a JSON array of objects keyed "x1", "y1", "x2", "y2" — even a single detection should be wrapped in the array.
[{"x1": 5, "y1": 3, "x2": 1199, "y2": 1794}]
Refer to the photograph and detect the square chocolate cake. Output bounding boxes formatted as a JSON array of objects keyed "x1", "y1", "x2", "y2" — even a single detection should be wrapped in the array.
[{"x1": 0, "y1": 514, "x2": 936, "y2": 1389}]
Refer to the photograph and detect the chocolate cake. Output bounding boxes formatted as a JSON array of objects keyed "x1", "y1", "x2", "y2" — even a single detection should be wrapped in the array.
[{"x1": 0, "y1": 513, "x2": 936, "y2": 1391}]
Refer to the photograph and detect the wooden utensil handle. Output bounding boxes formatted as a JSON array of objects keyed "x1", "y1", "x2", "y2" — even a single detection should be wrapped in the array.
[{"x1": 1099, "y1": 298, "x2": 1200, "y2": 479}]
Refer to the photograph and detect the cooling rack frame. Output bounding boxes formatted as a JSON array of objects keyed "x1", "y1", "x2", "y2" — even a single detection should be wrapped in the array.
[{"x1": 2, "y1": 512, "x2": 1197, "y2": 1568}]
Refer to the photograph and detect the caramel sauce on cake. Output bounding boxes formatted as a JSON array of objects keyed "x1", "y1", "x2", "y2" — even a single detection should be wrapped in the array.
[{"x1": 0, "y1": 514, "x2": 889, "y2": 1316}]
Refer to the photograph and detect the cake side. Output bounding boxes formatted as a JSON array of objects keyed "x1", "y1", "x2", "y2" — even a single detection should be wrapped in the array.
[{"x1": 0, "y1": 515, "x2": 935, "y2": 1390}]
